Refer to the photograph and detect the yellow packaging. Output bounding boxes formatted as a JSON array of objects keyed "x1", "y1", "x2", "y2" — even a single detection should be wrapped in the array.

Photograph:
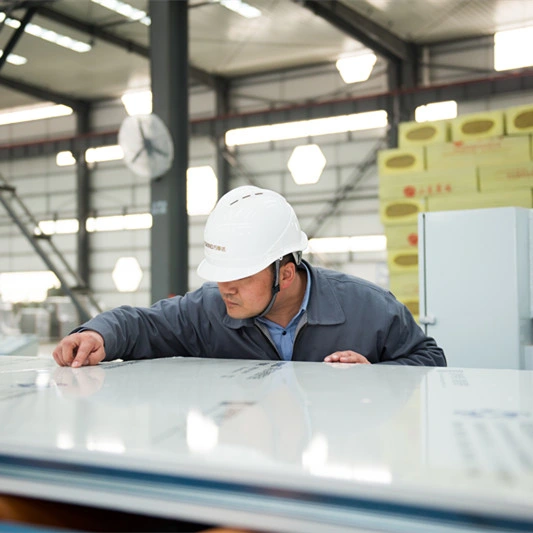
[
  {"x1": 384, "y1": 224, "x2": 419, "y2": 250},
  {"x1": 387, "y1": 248, "x2": 419, "y2": 273},
  {"x1": 427, "y1": 189, "x2": 532, "y2": 212},
  {"x1": 379, "y1": 168, "x2": 478, "y2": 200},
  {"x1": 389, "y1": 272, "x2": 419, "y2": 299},
  {"x1": 451, "y1": 110, "x2": 504, "y2": 141},
  {"x1": 380, "y1": 197, "x2": 426, "y2": 225},
  {"x1": 377, "y1": 147, "x2": 425, "y2": 176},
  {"x1": 398, "y1": 120, "x2": 450, "y2": 148},
  {"x1": 426, "y1": 136, "x2": 530, "y2": 170},
  {"x1": 478, "y1": 161, "x2": 533, "y2": 191},
  {"x1": 505, "y1": 104, "x2": 533, "y2": 135}
]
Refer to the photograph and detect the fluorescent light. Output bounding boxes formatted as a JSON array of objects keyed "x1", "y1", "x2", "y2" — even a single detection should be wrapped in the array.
[
  {"x1": 0, "y1": 50, "x2": 27, "y2": 65},
  {"x1": 336, "y1": 53, "x2": 377, "y2": 83},
  {"x1": 85, "y1": 145, "x2": 124, "y2": 163},
  {"x1": 91, "y1": 0, "x2": 151, "y2": 25},
  {"x1": 219, "y1": 0, "x2": 261, "y2": 18},
  {"x1": 187, "y1": 166, "x2": 218, "y2": 216},
  {"x1": 112, "y1": 257, "x2": 143, "y2": 292},
  {"x1": 0, "y1": 13, "x2": 91, "y2": 53},
  {"x1": 494, "y1": 26, "x2": 533, "y2": 71},
  {"x1": 288, "y1": 144, "x2": 326, "y2": 185},
  {"x1": 225, "y1": 110, "x2": 388, "y2": 146},
  {"x1": 121, "y1": 90, "x2": 152, "y2": 116},
  {"x1": 415, "y1": 100, "x2": 457, "y2": 122},
  {"x1": 306, "y1": 235, "x2": 386, "y2": 254},
  {"x1": 0, "y1": 103, "x2": 72, "y2": 126}
]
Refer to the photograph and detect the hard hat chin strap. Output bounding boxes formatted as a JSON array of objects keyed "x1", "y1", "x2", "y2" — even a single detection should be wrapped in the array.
[{"x1": 257, "y1": 258, "x2": 281, "y2": 318}]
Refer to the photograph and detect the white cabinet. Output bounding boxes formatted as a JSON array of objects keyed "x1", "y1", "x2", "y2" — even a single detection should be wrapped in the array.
[{"x1": 418, "y1": 207, "x2": 533, "y2": 369}]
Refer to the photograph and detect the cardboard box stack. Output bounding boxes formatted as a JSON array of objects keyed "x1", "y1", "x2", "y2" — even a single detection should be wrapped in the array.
[{"x1": 378, "y1": 105, "x2": 533, "y2": 320}]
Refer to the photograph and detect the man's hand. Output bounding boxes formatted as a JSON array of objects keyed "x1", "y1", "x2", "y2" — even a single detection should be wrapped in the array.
[
  {"x1": 324, "y1": 350, "x2": 371, "y2": 364},
  {"x1": 52, "y1": 331, "x2": 106, "y2": 368}
]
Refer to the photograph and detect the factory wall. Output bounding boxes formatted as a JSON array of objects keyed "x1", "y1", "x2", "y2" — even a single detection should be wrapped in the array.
[{"x1": 0, "y1": 37, "x2": 532, "y2": 321}]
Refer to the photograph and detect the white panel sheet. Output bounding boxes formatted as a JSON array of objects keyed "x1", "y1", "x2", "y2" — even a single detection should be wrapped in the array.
[{"x1": 0, "y1": 356, "x2": 532, "y2": 532}]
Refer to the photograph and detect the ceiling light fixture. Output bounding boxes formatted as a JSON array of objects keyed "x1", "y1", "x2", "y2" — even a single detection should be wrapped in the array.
[
  {"x1": 336, "y1": 53, "x2": 377, "y2": 84},
  {"x1": 0, "y1": 50, "x2": 27, "y2": 65},
  {"x1": 0, "y1": 13, "x2": 91, "y2": 53},
  {"x1": 219, "y1": 0, "x2": 261, "y2": 18},
  {"x1": 91, "y1": 0, "x2": 151, "y2": 26},
  {"x1": 0, "y1": 103, "x2": 73, "y2": 126}
]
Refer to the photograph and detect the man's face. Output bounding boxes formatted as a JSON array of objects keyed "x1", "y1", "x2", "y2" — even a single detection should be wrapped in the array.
[{"x1": 217, "y1": 266, "x2": 273, "y2": 319}]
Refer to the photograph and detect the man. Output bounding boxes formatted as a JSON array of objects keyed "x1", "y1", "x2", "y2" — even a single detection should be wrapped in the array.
[{"x1": 53, "y1": 186, "x2": 446, "y2": 368}]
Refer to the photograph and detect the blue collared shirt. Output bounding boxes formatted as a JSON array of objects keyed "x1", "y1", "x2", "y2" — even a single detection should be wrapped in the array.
[{"x1": 256, "y1": 263, "x2": 311, "y2": 361}]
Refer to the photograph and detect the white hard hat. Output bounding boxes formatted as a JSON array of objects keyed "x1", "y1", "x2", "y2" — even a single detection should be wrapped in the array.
[{"x1": 197, "y1": 186, "x2": 308, "y2": 282}]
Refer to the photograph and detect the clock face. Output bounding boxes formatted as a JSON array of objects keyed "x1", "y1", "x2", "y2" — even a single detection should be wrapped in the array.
[{"x1": 118, "y1": 114, "x2": 174, "y2": 179}]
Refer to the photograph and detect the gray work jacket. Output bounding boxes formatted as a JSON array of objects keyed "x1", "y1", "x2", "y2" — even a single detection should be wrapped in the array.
[{"x1": 79, "y1": 261, "x2": 446, "y2": 366}]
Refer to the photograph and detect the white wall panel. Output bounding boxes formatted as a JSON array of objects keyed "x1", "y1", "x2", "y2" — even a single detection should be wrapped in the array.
[{"x1": 92, "y1": 101, "x2": 128, "y2": 130}]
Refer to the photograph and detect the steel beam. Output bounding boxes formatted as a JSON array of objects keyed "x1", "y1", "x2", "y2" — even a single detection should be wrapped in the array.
[
  {"x1": 0, "y1": 74, "x2": 88, "y2": 110},
  {"x1": 215, "y1": 76, "x2": 231, "y2": 198},
  {"x1": 35, "y1": 4, "x2": 217, "y2": 89},
  {"x1": 149, "y1": 0, "x2": 189, "y2": 302},
  {"x1": 75, "y1": 105, "x2": 91, "y2": 288},
  {"x1": 296, "y1": 0, "x2": 415, "y2": 63},
  {"x1": 0, "y1": 5, "x2": 36, "y2": 71}
]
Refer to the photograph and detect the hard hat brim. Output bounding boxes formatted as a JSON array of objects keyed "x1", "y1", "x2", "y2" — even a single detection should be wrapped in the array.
[{"x1": 196, "y1": 258, "x2": 268, "y2": 283}]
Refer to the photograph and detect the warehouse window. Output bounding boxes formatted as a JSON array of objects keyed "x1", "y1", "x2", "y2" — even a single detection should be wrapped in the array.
[
  {"x1": 0, "y1": 103, "x2": 72, "y2": 126},
  {"x1": 494, "y1": 26, "x2": 533, "y2": 71},
  {"x1": 415, "y1": 101, "x2": 457, "y2": 122},
  {"x1": 0, "y1": 271, "x2": 59, "y2": 303},
  {"x1": 306, "y1": 236, "x2": 386, "y2": 254},
  {"x1": 225, "y1": 110, "x2": 388, "y2": 146},
  {"x1": 37, "y1": 219, "x2": 79, "y2": 235},
  {"x1": 187, "y1": 166, "x2": 218, "y2": 215},
  {"x1": 121, "y1": 90, "x2": 152, "y2": 116}
]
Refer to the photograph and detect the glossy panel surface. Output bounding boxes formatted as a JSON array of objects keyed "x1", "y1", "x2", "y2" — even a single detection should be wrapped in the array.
[{"x1": 0, "y1": 357, "x2": 532, "y2": 532}]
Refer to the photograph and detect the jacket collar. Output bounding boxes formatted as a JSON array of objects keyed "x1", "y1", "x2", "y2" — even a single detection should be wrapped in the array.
[{"x1": 221, "y1": 260, "x2": 345, "y2": 329}]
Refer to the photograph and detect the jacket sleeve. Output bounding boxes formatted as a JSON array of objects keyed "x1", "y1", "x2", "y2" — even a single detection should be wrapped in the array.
[
  {"x1": 379, "y1": 299, "x2": 447, "y2": 367},
  {"x1": 72, "y1": 293, "x2": 208, "y2": 361}
]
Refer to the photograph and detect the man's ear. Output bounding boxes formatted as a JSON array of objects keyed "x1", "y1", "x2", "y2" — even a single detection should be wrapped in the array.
[{"x1": 279, "y1": 262, "x2": 296, "y2": 288}]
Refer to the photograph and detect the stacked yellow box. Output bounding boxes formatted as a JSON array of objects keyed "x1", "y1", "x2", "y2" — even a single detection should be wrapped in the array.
[
  {"x1": 505, "y1": 104, "x2": 533, "y2": 135},
  {"x1": 378, "y1": 105, "x2": 533, "y2": 319}
]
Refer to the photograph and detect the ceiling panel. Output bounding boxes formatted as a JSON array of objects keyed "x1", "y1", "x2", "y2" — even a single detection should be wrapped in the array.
[
  {"x1": 342, "y1": 0, "x2": 533, "y2": 43},
  {"x1": 0, "y1": 0, "x2": 532, "y2": 113},
  {"x1": 189, "y1": 0, "x2": 365, "y2": 75}
]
